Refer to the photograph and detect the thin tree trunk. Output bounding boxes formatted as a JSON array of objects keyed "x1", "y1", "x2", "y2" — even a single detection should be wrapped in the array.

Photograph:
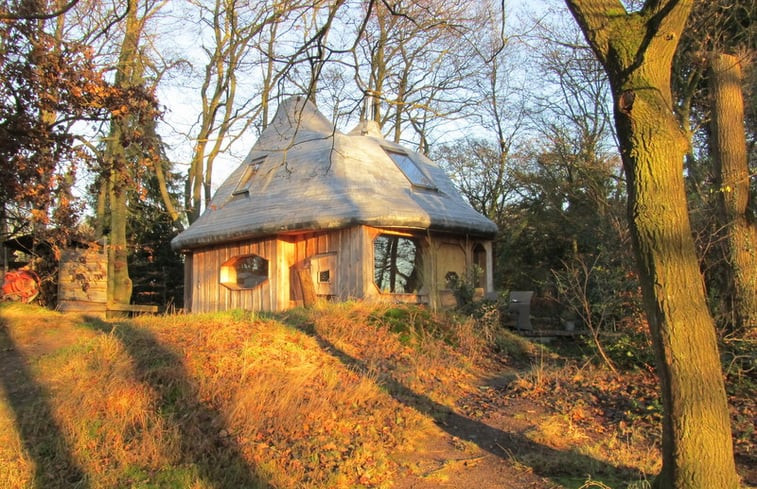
[
  {"x1": 393, "y1": 66, "x2": 407, "y2": 143},
  {"x1": 388, "y1": 236, "x2": 398, "y2": 292},
  {"x1": 709, "y1": 52, "x2": 757, "y2": 333},
  {"x1": 261, "y1": 21, "x2": 278, "y2": 130},
  {"x1": 153, "y1": 156, "x2": 181, "y2": 226}
]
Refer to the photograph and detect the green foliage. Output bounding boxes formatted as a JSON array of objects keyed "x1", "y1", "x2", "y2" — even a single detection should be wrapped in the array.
[
  {"x1": 126, "y1": 158, "x2": 184, "y2": 310},
  {"x1": 601, "y1": 329, "x2": 655, "y2": 372},
  {"x1": 444, "y1": 265, "x2": 482, "y2": 309},
  {"x1": 369, "y1": 305, "x2": 442, "y2": 345}
]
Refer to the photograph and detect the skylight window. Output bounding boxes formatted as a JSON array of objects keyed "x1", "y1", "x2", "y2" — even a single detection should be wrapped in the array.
[
  {"x1": 384, "y1": 150, "x2": 436, "y2": 189},
  {"x1": 232, "y1": 156, "x2": 266, "y2": 195}
]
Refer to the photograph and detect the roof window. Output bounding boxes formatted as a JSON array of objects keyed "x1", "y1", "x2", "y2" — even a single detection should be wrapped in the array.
[
  {"x1": 232, "y1": 156, "x2": 266, "y2": 195},
  {"x1": 384, "y1": 150, "x2": 436, "y2": 189}
]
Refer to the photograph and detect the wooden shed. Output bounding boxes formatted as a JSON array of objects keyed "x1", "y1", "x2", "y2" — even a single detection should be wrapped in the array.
[{"x1": 171, "y1": 96, "x2": 498, "y2": 313}]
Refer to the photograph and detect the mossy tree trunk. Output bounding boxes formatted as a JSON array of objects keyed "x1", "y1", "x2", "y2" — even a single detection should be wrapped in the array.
[
  {"x1": 709, "y1": 53, "x2": 757, "y2": 334},
  {"x1": 99, "y1": 0, "x2": 146, "y2": 308},
  {"x1": 564, "y1": 1, "x2": 739, "y2": 488}
]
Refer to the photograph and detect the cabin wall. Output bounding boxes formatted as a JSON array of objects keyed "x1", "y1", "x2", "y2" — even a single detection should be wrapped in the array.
[
  {"x1": 186, "y1": 227, "x2": 365, "y2": 313},
  {"x1": 287, "y1": 227, "x2": 364, "y2": 304},
  {"x1": 185, "y1": 225, "x2": 493, "y2": 313},
  {"x1": 187, "y1": 239, "x2": 279, "y2": 313}
]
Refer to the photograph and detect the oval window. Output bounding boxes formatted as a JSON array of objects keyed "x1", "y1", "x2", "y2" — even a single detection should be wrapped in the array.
[{"x1": 220, "y1": 254, "x2": 268, "y2": 290}]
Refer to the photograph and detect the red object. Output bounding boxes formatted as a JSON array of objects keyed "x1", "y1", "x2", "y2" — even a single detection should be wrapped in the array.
[{"x1": 1, "y1": 270, "x2": 40, "y2": 303}]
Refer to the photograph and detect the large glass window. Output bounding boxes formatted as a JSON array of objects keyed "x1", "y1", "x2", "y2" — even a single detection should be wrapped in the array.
[
  {"x1": 373, "y1": 235, "x2": 422, "y2": 293},
  {"x1": 384, "y1": 150, "x2": 436, "y2": 189},
  {"x1": 220, "y1": 254, "x2": 268, "y2": 290}
]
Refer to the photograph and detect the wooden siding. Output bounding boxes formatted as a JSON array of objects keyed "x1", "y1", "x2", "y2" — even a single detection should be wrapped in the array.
[
  {"x1": 188, "y1": 227, "x2": 365, "y2": 313},
  {"x1": 286, "y1": 227, "x2": 364, "y2": 300},
  {"x1": 184, "y1": 254, "x2": 193, "y2": 312},
  {"x1": 188, "y1": 240, "x2": 278, "y2": 313},
  {"x1": 186, "y1": 225, "x2": 494, "y2": 313}
]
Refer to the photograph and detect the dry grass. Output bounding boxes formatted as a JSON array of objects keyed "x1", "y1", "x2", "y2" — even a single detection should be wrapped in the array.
[
  {"x1": 4, "y1": 301, "x2": 747, "y2": 489},
  {"x1": 0, "y1": 301, "x2": 493, "y2": 489}
]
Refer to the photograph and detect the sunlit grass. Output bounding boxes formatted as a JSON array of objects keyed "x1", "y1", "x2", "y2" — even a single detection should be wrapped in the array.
[
  {"x1": 0, "y1": 301, "x2": 717, "y2": 488},
  {"x1": 1, "y1": 302, "x2": 475, "y2": 488}
]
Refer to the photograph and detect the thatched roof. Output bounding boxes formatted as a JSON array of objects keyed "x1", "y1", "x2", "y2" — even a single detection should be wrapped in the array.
[{"x1": 171, "y1": 96, "x2": 497, "y2": 251}]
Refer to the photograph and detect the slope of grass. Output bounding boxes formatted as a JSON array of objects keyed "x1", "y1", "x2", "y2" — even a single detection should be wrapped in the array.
[
  {"x1": 0, "y1": 301, "x2": 752, "y2": 489},
  {"x1": 0, "y1": 302, "x2": 503, "y2": 489}
]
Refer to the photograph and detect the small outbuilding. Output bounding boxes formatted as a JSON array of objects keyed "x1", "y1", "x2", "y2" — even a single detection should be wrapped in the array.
[{"x1": 171, "y1": 96, "x2": 497, "y2": 313}]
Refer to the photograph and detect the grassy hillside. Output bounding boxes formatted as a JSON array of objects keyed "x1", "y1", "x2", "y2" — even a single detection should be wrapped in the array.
[{"x1": 0, "y1": 302, "x2": 753, "y2": 489}]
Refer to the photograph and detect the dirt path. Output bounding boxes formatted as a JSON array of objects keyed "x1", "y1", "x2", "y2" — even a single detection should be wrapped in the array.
[{"x1": 391, "y1": 375, "x2": 572, "y2": 489}]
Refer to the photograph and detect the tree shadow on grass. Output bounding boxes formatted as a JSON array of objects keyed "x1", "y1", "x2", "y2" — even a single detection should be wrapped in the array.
[
  {"x1": 81, "y1": 316, "x2": 273, "y2": 489},
  {"x1": 0, "y1": 320, "x2": 89, "y2": 488},
  {"x1": 284, "y1": 315, "x2": 647, "y2": 485}
]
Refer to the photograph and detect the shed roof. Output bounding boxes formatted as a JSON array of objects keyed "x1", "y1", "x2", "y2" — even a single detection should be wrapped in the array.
[{"x1": 171, "y1": 96, "x2": 497, "y2": 251}]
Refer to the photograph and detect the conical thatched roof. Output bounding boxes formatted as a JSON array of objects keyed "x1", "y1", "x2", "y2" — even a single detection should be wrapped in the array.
[{"x1": 171, "y1": 96, "x2": 497, "y2": 251}]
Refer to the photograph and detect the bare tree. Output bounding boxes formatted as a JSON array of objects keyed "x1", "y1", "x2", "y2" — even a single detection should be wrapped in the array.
[
  {"x1": 182, "y1": 0, "x2": 306, "y2": 223},
  {"x1": 353, "y1": 0, "x2": 482, "y2": 149}
]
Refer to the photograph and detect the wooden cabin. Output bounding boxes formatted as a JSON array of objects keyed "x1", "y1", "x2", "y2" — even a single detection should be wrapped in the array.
[{"x1": 171, "y1": 96, "x2": 498, "y2": 313}]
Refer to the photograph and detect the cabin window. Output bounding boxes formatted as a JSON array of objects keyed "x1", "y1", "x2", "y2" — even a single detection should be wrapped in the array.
[
  {"x1": 384, "y1": 149, "x2": 436, "y2": 189},
  {"x1": 220, "y1": 254, "x2": 268, "y2": 290},
  {"x1": 373, "y1": 234, "x2": 422, "y2": 293},
  {"x1": 319, "y1": 270, "x2": 330, "y2": 283},
  {"x1": 232, "y1": 156, "x2": 266, "y2": 195}
]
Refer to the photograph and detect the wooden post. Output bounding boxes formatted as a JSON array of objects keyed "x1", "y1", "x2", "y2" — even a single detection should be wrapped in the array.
[{"x1": 295, "y1": 264, "x2": 317, "y2": 307}]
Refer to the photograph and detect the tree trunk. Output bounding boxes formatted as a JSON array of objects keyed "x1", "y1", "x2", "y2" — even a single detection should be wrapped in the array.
[
  {"x1": 564, "y1": 2, "x2": 739, "y2": 488},
  {"x1": 709, "y1": 53, "x2": 757, "y2": 333},
  {"x1": 620, "y1": 92, "x2": 738, "y2": 489},
  {"x1": 100, "y1": 0, "x2": 144, "y2": 309},
  {"x1": 108, "y1": 166, "x2": 132, "y2": 308}
]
